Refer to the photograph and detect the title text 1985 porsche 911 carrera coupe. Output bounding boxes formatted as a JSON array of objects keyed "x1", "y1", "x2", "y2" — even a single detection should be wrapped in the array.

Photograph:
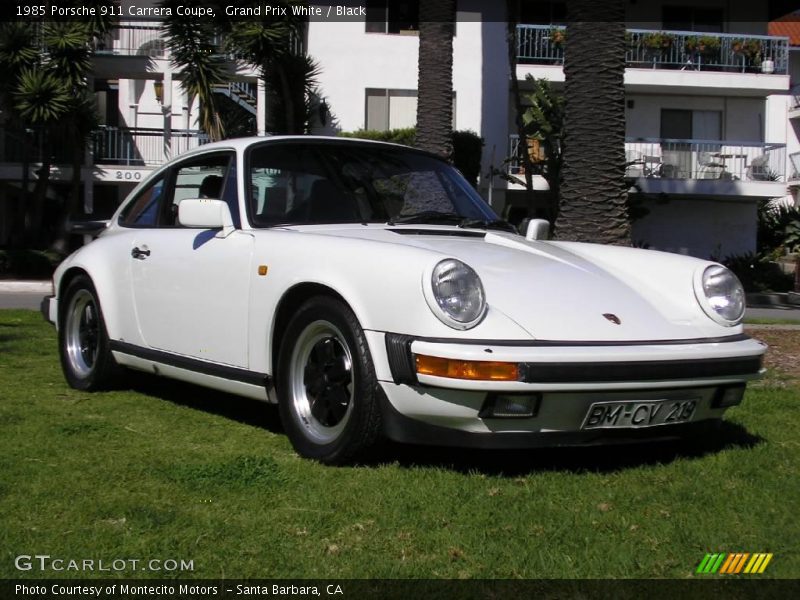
[{"x1": 42, "y1": 136, "x2": 765, "y2": 463}]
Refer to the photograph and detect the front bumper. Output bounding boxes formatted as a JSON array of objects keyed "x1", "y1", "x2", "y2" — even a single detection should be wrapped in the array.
[{"x1": 369, "y1": 332, "x2": 766, "y2": 447}]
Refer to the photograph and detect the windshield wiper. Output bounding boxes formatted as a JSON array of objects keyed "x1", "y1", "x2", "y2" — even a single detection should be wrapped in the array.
[
  {"x1": 458, "y1": 218, "x2": 518, "y2": 233},
  {"x1": 387, "y1": 211, "x2": 464, "y2": 226}
]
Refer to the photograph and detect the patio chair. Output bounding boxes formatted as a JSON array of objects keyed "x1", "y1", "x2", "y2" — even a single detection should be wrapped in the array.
[
  {"x1": 746, "y1": 155, "x2": 771, "y2": 181},
  {"x1": 697, "y1": 152, "x2": 725, "y2": 179}
]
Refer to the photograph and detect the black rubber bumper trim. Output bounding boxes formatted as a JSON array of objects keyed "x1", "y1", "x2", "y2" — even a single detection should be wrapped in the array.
[
  {"x1": 41, "y1": 295, "x2": 55, "y2": 325},
  {"x1": 396, "y1": 332, "x2": 751, "y2": 347},
  {"x1": 385, "y1": 333, "x2": 418, "y2": 385},
  {"x1": 388, "y1": 332, "x2": 762, "y2": 385},
  {"x1": 379, "y1": 393, "x2": 714, "y2": 449},
  {"x1": 520, "y1": 356, "x2": 763, "y2": 383},
  {"x1": 109, "y1": 340, "x2": 271, "y2": 387}
]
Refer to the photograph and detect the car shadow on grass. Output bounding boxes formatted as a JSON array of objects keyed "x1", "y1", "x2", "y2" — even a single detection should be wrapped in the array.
[
  {"x1": 123, "y1": 371, "x2": 284, "y2": 434},
  {"x1": 373, "y1": 422, "x2": 765, "y2": 476},
  {"x1": 117, "y1": 373, "x2": 764, "y2": 476}
]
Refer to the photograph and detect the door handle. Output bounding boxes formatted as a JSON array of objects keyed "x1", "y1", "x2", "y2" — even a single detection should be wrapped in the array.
[{"x1": 131, "y1": 246, "x2": 150, "y2": 259}]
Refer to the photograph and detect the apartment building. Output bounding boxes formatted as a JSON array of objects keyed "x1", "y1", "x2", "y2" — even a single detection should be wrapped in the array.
[{"x1": 0, "y1": 0, "x2": 793, "y2": 261}]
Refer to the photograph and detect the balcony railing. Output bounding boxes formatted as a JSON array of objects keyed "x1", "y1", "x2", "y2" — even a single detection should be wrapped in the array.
[
  {"x1": 93, "y1": 21, "x2": 165, "y2": 58},
  {"x1": 92, "y1": 21, "x2": 305, "y2": 59},
  {"x1": 1, "y1": 126, "x2": 209, "y2": 167},
  {"x1": 625, "y1": 139, "x2": 786, "y2": 182},
  {"x1": 516, "y1": 24, "x2": 789, "y2": 75},
  {"x1": 93, "y1": 127, "x2": 210, "y2": 166},
  {"x1": 508, "y1": 134, "x2": 786, "y2": 182}
]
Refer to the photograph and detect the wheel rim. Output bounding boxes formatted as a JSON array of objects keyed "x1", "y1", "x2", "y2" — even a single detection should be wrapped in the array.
[
  {"x1": 289, "y1": 320, "x2": 354, "y2": 444},
  {"x1": 65, "y1": 289, "x2": 100, "y2": 378}
]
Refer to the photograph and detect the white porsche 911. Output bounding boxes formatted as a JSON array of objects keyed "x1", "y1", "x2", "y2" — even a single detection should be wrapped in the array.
[{"x1": 43, "y1": 136, "x2": 765, "y2": 463}]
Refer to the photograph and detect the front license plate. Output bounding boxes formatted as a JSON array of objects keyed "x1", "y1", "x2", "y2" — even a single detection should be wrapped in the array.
[{"x1": 581, "y1": 399, "x2": 698, "y2": 430}]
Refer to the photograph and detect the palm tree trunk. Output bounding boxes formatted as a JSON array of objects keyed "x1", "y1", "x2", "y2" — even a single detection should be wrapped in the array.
[
  {"x1": 51, "y1": 125, "x2": 85, "y2": 253},
  {"x1": 416, "y1": 1, "x2": 455, "y2": 159},
  {"x1": 555, "y1": 0, "x2": 630, "y2": 245},
  {"x1": 26, "y1": 129, "x2": 52, "y2": 246},
  {"x1": 268, "y1": 60, "x2": 298, "y2": 135}
]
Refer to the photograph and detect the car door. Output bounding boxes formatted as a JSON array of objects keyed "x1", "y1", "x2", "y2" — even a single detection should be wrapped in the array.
[{"x1": 129, "y1": 151, "x2": 253, "y2": 368}]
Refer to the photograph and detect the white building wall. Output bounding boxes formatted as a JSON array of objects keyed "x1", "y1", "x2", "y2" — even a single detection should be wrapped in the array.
[
  {"x1": 307, "y1": 0, "x2": 509, "y2": 201},
  {"x1": 307, "y1": 1, "x2": 499, "y2": 138},
  {"x1": 307, "y1": 21, "x2": 420, "y2": 131}
]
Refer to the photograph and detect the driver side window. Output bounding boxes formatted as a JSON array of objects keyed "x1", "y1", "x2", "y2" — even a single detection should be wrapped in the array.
[
  {"x1": 119, "y1": 176, "x2": 166, "y2": 228},
  {"x1": 164, "y1": 153, "x2": 238, "y2": 227}
]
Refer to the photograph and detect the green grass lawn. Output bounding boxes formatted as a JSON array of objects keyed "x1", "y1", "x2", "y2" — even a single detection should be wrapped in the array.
[{"x1": 1, "y1": 309, "x2": 798, "y2": 579}]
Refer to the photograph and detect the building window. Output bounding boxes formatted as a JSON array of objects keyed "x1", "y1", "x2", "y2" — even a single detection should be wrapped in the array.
[
  {"x1": 520, "y1": 1, "x2": 566, "y2": 25},
  {"x1": 660, "y1": 109, "x2": 722, "y2": 140},
  {"x1": 662, "y1": 6, "x2": 724, "y2": 33},
  {"x1": 365, "y1": 89, "x2": 457, "y2": 131},
  {"x1": 366, "y1": 0, "x2": 419, "y2": 34},
  {"x1": 366, "y1": 89, "x2": 418, "y2": 130},
  {"x1": 660, "y1": 109, "x2": 724, "y2": 179}
]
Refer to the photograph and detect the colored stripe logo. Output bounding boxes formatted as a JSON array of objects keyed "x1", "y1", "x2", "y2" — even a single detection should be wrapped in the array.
[{"x1": 696, "y1": 553, "x2": 773, "y2": 574}]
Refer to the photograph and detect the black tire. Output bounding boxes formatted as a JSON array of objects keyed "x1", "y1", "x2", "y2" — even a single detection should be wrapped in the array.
[
  {"x1": 58, "y1": 275, "x2": 120, "y2": 391},
  {"x1": 277, "y1": 296, "x2": 383, "y2": 464}
]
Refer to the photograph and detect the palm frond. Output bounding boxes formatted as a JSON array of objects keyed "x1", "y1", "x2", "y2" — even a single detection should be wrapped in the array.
[
  {"x1": 42, "y1": 22, "x2": 93, "y2": 88},
  {"x1": 160, "y1": 0, "x2": 227, "y2": 140},
  {"x1": 0, "y1": 23, "x2": 39, "y2": 81},
  {"x1": 13, "y1": 67, "x2": 71, "y2": 125}
]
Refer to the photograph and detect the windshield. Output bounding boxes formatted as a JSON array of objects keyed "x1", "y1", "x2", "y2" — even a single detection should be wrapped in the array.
[{"x1": 247, "y1": 141, "x2": 498, "y2": 227}]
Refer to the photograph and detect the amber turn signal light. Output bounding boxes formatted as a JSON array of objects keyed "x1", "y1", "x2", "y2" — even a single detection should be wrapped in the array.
[{"x1": 415, "y1": 354, "x2": 520, "y2": 381}]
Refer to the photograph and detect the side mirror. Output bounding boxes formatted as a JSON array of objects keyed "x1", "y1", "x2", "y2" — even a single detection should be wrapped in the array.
[
  {"x1": 524, "y1": 218, "x2": 550, "y2": 241},
  {"x1": 178, "y1": 199, "x2": 235, "y2": 238}
]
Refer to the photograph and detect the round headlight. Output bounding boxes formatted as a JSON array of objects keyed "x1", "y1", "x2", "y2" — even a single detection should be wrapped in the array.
[
  {"x1": 698, "y1": 265, "x2": 745, "y2": 325},
  {"x1": 428, "y1": 259, "x2": 486, "y2": 329}
]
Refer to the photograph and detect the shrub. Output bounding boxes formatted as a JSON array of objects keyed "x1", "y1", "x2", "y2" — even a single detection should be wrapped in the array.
[
  {"x1": 0, "y1": 249, "x2": 60, "y2": 280},
  {"x1": 722, "y1": 252, "x2": 793, "y2": 293},
  {"x1": 338, "y1": 128, "x2": 417, "y2": 147}
]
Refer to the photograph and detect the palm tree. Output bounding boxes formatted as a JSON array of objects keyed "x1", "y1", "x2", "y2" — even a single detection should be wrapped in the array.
[
  {"x1": 163, "y1": 0, "x2": 315, "y2": 137},
  {"x1": 554, "y1": 0, "x2": 630, "y2": 245},
  {"x1": 1, "y1": 13, "x2": 110, "y2": 248},
  {"x1": 415, "y1": 0, "x2": 456, "y2": 159},
  {"x1": 13, "y1": 65, "x2": 71, "y2": 243},
  {"x1": 0, "y1": 22, "x2": 39, "y2": 247},
  {"x1": 224, "y1": 16, "x2": 310, "y2": 135},
  {"x1": 161, "y1": 1, "x2": 227, "y2": 141}
]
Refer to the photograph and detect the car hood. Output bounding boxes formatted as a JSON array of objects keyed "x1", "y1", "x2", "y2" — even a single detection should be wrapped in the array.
[{"x1": 295, "y1": 225, "x2": 732, "y2": 342}]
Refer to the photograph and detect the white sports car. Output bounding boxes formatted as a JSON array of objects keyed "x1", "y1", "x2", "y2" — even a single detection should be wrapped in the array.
[{"x1": 43, "y1": 136, "x2": 765, "y2": 463}]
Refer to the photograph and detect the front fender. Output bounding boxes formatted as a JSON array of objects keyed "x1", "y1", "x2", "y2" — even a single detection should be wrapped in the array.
[{"x1": 246, "y1": 231, "x2": 533, "y2": 374}]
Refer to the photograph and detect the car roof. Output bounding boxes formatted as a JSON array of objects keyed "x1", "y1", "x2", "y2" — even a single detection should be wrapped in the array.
[{"x1": 182, "y1": 135, "x2": 441, "y2": 160}]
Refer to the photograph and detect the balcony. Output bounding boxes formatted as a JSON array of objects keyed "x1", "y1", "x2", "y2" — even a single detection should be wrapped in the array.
[
  {"x1": 93, "y1": 21, "x2": 165, "y2": 57},
  {"x1": 93, "y1": 127, "x2": 210, "y2": 166},
  {"x1": 508, "y1": 134, "x2": 787, "y2": 198},
  {"x1": 515, "y1": 25, "x2": 790, "y2": 95},
  {"x1": 90, "y1": 21, "x2": 305, "y2": 61},
  {"x1": 517, "y1": 25, "x2": 788, "y2": 74}
]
